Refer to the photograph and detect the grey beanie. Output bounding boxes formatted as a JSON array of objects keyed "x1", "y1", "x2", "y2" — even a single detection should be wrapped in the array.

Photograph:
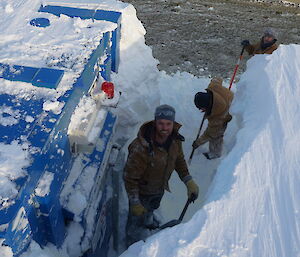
[
  {"x1": 263, "y1": 28, "x2": 276, "y2": 38},
  {"x1": 155, "y1": 104, "x2": 175, "y2": 121}
]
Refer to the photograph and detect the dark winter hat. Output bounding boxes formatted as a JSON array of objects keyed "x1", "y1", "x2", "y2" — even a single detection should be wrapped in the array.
[
  {"x1": 263, "y1": 28, "x2": 276, "y2": 39},
  {"x1": 155, "y1": 104, "x2": 175, "y2": 121},
  {"x1": 194, "y1": 92, "x2": 211, "y2": 110}
]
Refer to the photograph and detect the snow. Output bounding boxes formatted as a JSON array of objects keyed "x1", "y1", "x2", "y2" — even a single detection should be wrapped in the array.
[
  {"x1": 0, "y1": 238, "x2": 14, "y2": 257},
  {"x1": 64, "y1": 222, "x2": 85, "y2": 257},
  {"x1": 5, "y1": 4, "x2": 14, "y2": 13},
  {"x1": 43, "y1": 100, "x2": 65, "y2": 114},
  {"x1": 1, "y1": 0, "x2": 300, "y2": 256},
  {"x1": 0, "y1": 141, "x2": 31, "y2": 209},
  {"x1": 112, "y1": 4, "x2": 160, "y2": 133},
  {"x1": 0, "y1": 105, "x2": 21, "y2": 126},
  {"x1": 25, "y1": 115, "x2": 34, "y2": 123},
  {"x1": 88, "y1": 109, "x2": 107, "y2": 143},
  {"x1": 42, "y1": 0, "x2": 129, "y2": 10},
  {"x1": 12, "y1": 207, "x2": 29, "y2": 232},
  {"x1": 68, "y1": 95, "x2": 97, "y2": 134},
  {"x1": 67, "y1": 95, "x2": 109, "y2": 145},
  {"x1": 35, "y1": 171, "x2": 54, "y2": 197},
  {"x1": 19, "y1": 241, "x2": 68, "y2": 257},
  {"x1": 0, "y1": 0, "x2": 117, "y2": 94},
  {"x1": 0, "y1": 79, "x2": 59, "y2": 101}
]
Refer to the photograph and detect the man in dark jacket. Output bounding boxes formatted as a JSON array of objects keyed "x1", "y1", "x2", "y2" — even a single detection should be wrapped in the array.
[
  {"x1": 241, "y1": 28, "x2": 278, "y2": 55},
  {"x1": 192, "y1": 78, "x2": 234, "y2": 160},
  {"x1": 124, "y1": 104, "x2": 199, "y2": 246}
]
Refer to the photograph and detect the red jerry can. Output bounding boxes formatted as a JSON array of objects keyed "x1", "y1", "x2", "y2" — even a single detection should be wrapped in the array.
[{"x1": 101, "y1": 82, "x2": 114, "y2": 99}]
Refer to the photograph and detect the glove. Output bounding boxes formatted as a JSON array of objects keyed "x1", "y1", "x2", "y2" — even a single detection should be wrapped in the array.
[
  {"x1": 192, "y1": 140, "x2": 200, "y2": 149},
  {"x1": 241, "y1": 40, "x2": 250, "y2": 46},
  {"x1": 130, "y1": 203, "x2": 147, "y2": 216},
  {"x1": 186, "y1": 179, "x2": 199, "y2": 201}
]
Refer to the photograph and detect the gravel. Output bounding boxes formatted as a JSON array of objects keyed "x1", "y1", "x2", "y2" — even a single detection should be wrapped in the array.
[{"x1": 124, "y1": 0, "x2": 300, "y2": 80}]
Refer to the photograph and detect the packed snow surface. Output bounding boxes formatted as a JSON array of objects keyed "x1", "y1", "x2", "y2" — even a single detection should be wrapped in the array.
[{"x1": 1, "y1": 0, "x2": 299, "y2": 256}]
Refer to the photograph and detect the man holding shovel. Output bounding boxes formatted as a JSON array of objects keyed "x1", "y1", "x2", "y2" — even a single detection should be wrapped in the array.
[
  {"x1": 192, "y1": 77, "x2": 234, "y2": 160},
  {"x1": 241, "y1": 28, "x2": 278, "y2": 56},
  {"x1": 124, "y1": 104, "x2": 199, "y2": 246}
]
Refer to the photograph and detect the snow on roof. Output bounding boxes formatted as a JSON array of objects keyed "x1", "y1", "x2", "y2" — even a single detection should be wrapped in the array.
[
  {"x1": 0, "y1": 0, "x2": 117, "y2": 94},
  {"x1": 42, "y1": 0, "x2": 128, "y2": 11}
]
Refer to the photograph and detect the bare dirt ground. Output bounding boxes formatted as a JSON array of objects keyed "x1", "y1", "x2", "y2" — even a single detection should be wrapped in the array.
[{"x1": 124, "y1": 0, "x2": 300, "y2": 79}]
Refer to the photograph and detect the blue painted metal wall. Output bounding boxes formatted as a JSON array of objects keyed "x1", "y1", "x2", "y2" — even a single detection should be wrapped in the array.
[{"x1": 0, "y1": 5, "x2": 121, "y2": 256}]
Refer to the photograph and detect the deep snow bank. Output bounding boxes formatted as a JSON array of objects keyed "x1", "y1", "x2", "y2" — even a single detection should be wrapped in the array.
[{"x1": 121, "y1": 45, "x2": 300, "y2": 257}]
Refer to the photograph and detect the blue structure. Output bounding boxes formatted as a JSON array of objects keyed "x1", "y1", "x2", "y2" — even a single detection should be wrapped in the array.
[
  {"x1": 0, "y1": 4, "x2": 121, "y2": 257},
  {"x1": 0, "y1": 64, "x2": 64, "y2": 89},
  {"x1": 39, "y1": 5, "x2": 121, "y2": 73}
]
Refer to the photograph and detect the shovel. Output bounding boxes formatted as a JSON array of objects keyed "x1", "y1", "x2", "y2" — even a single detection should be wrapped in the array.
[
  {"x1": 228, "y1": 45, "x2": 245, "y2": 90},
  {"x1": 188, "y1": 114, "x2": 206, "y2": 165},
  {"x1": 158, "y1": 195, "x2": 195, "y2": 230}
]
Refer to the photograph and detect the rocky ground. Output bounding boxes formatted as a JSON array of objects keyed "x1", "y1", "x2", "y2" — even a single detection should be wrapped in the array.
[{"x1": 124, "y1": 0, "x2": 300, "y2": 80}]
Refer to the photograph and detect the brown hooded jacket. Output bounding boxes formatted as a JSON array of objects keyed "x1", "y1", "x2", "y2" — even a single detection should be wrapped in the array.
[
  {"x1": 196, "y1": 78, "x2": 234, "y2": 145},
  {"x1": 124, "y1": 121, "x2": 190, "y2": 203}
]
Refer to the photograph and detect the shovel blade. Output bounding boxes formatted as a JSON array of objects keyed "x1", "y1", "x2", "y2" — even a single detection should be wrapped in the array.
[{"x1": 159, "y1": 219, "x2": 180, "y2": 230}]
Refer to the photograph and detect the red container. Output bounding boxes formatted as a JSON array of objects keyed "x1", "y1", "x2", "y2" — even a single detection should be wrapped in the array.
[{"x1": 101, "y1": 82, "x2": 114, "y2": 99}]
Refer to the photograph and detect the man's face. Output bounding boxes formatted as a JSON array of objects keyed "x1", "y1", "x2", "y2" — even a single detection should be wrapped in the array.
[
  {"x1": 155, "y1": 119, "x2": 174, "y2": 137},
  {"x1": 263, "y1": 35, "x2": 274, "y2": 44}
]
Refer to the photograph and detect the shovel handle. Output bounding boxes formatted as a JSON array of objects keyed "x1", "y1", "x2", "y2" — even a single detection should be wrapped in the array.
[
  {"x1": 229, "y1": 46, "x2": 245, "y2": 90},
  {"x1": 178, "y1": 197, "x2": 192, "y2": 222},
  {"x1": 189, "y1": 114, "x2": 206, "y2": 164},
  {"x1": 158, "y1": 196, "x2": 194, "y2": 230}
]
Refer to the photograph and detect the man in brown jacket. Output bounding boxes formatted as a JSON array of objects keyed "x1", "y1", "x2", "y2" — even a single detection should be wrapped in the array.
[
  {"x1": 192, "y1": 77, "x2": 234, "y2": 160},
  {"x1": 124, "y1": 104, "x2": 199, "y2": 246},
  {"x1": 241, "y1": 28, "x2": 278, "y2": 55}
]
